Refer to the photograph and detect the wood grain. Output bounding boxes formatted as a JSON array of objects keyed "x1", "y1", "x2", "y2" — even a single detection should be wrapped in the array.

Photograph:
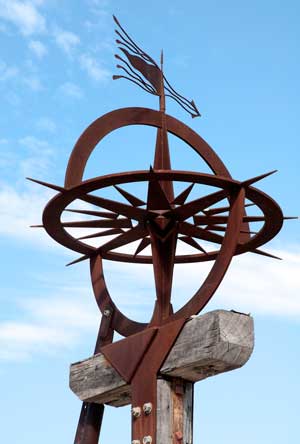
[{"x1": 70, "y1": 310, "x2": 254, "y2": 407}]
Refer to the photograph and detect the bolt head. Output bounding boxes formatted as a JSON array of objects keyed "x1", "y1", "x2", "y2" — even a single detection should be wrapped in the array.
[
  {"x1": 103, "y1": 309, "x2": 111, "y2": 317},
  {"x1": 175, "y1": 431, "x2": 183, "y2": 440},
  {"x1": 132, "y1": 406, "x2": 141, "y2": 418},
  {"x1": 143, "y1": 436, "x2": 152, "y2": 444},
  {"x1": 143, "y1": 402, "x2": 152, "y2": 415},
  {"x1": 132, "y1": 440, "x2": 140, "y2": 444}
]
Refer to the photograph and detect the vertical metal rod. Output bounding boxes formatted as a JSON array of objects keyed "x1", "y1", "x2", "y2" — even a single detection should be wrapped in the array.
[{"x1": 73, "y1": 312, "x2": 114, "y2": 444}]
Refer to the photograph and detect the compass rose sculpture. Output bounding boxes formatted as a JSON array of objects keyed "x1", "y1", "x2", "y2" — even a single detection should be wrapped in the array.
[{"x1": 30, "y1": 16, "x2": 293, "y2": 444}]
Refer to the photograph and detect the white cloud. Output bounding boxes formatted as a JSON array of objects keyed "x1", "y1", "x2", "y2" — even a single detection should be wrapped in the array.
[
  {"x1": 0, "y1": 135, "x2": 58, "y2": 245},
  {"x1": 0, "y1": 135, "x2": 55, "y2": 181},
  {"x1": 216, "y1": 250, "x2": 300, "y2": 317},
  {"x1": 0, "y1": 285, "x2": 99, "y2": 361},
  {"x1": 0, "y1": 59, "x2": 42, "y2": 91},
  {"x1": 59, "y1": 81, "x2": 83, "y2": 99},
  {"x1": 104, "y1": 248, "x2": 300, "y2": 320},
  {"x1": 0, "y1": 60, "x2": 18, "y2": 81},
  {"x1": 0, "y1": 1, "x2": 46, "y2": 36},
  {"x1": 0, "y1": 244, "x2": 299, "y2": 362},
  {"x1": 54, "y1": 28, "x2": 80, "y2": 55},
  {"x1": 0, "y1": 183, "x2": 52, "y2": 242},
  {"x1": 80, "y1": 53, "x2": 110, "y2": 82},
  {"x1": 28, "y1": 39, "x2": 47, "y2": 58},
  {"x1": 19, "y1": 135, "x2": 53, "y2": 156}
]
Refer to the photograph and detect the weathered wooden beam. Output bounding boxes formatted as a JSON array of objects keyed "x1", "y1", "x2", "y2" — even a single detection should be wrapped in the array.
[
  {"x1": 70, "y1": 310, "x2": 254, "y2": 407},
  {"x1": 156, "y1": 378, "x2": 193, "y2": 444}
]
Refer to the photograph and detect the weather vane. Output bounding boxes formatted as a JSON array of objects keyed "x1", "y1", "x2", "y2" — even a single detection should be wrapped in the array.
[{"x1": 29, "y1": 15, "x2": 294, "y2": 444}]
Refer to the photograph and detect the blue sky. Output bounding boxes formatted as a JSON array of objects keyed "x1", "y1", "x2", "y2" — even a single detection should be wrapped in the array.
[{"x1": 0, "y1": 0, "x2": 299, "y2": 443}]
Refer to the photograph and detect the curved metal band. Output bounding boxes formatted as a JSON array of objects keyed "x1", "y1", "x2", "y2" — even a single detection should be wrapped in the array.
[
  {"x1": 62, "y1": 107, "x2": 233, "y2": 336},
  {"x1": 64, "y1": 107, "x2": 231, "y2": 188}
]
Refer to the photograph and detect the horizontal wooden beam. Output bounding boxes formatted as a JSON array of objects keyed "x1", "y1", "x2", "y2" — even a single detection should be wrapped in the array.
[{"x1": 70, "y1": 309, "x2": 254, "y2": 407}]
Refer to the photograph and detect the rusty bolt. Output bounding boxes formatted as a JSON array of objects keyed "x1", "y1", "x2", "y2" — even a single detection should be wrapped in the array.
[
  {"x1": 132, "y1": 406, "x2": 141, "y2": 418},
  {"x1": 103, "y1": 309, "x2": 111, "y2": 317},
  {"x1": 175, "y1": 431, "x2": 183, "y2": 441},
  {"x1": 143, "y1": 436, "x2": 152, "y2": 444},
  {"x1": 143, "y1": 402, "x2": 152, "y2": 415}
]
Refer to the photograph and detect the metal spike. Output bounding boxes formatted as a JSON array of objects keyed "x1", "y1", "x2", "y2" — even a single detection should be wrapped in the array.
[
  {"x1": 100, "y1": 224, "x2": 147, "y2": 253},
  {"x1": 251, "y1": 249, "x2": 282, "y2": 260},
  {"x1": 242, "y1": 170, "x2": 277, "y2": 187},
  {"x1": 179, "y1": 236, "x2": 207, "y2": 254},
  {"x1": 176, "y1": 189, "x2": 228, "y2": 222},
  {"x1": 114, "y1": 185, "x2": 145, "y2": 207},
  {"x1": 133, "y1": 237, "x2": 151, "y2": 257},
  {"x1": 172, "y1": 184, "x2": 194, "y2": 205},
  {"x1": 26, "y1": 177, "x2": 64, "y2": 192},
  {"x1": 65, "y1": 209, "x2": 119, "y2": 219},
  {"x1": 147, "y1": 170, "x2": 171, "y2": 211},
  {"x1": 204, "y1": 225, "x2": 226, "y2": 232},
  {"x1": 204, "y1": 203, "x2": 254, "y2": 216},
  {"x1": 77, "y1": 194, "x2": 146, "y2": 221},
  {"x1": 204, "y1": 225, "x2": 257, "y2": 235},
  {"x1": 194, "y1": 215, "x2": 267, "y2": 225},
  {"x1": 66, "y1": 254, "x2": 90, "y2": 267},
  {"x1": 61, "y1": 219, "x2": 132, "y2": 229},
  {"x1": 77, "y1": 229, "x2": 124, "y2": 241},
  {"x1": 179, "y1": 221, "x2": 224, "y2": 245}
]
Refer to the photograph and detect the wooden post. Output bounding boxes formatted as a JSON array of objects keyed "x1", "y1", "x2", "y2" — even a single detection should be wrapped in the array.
[{"x1": 157, "y1": 378, "x2": 193, "y2": 444}]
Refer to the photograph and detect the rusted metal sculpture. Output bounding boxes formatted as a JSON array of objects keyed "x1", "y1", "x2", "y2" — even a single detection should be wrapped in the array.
[{"x1": 30, "y1": 15, "x2": 293, "y2": 444}]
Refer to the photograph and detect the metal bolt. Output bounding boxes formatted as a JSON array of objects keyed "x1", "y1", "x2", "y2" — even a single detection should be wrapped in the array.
[
  {"x1": 132, "y1": 440, "x2": 140, "y2": 444},
  {"x1": 175, "y1": 431, "x2": 183, "y2": 441},
  {"x1": 132, "y1": 406, "x2": 141, "y2": 418},
  {"x1": 143, "y1": 436, "x2": 152, "y2": 444},
  {"x1": 143, "y1": 402, "x2": 152, "y2": 415},
  {"x1": 103, "y1": 309, "x2": 111, "y2": 317}
]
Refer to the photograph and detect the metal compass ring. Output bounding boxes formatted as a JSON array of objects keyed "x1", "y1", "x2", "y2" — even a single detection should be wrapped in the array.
[{"x1": 43, "y1": 170, "x2": 283, "y2": 263}]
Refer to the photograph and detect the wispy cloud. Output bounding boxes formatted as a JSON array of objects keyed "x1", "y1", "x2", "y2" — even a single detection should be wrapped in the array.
[
  {"x1": 0, "y1": 59, "x2": 43, "y2": 91},
  {"x1": 19, "y1": 135, "x2": 53, "y2": 157},
  {"x1": 54, "y1": 28, "x2": 80, "y2": 55},
  {"x1": 87, "y1": 0, "x2": 110, "y2": 17},
  {"x1": 0, "y1": 183, "x2": 53, "y2": 244},
  {"x1": 217, "y1": 249, "x2": 300, "y2": 317},
  {"x1": 23, "y1": 74, "x2": 43, "y2": 91},
  {"x1": 105, "y1": 249, "x2": 300, "y2": 320},
  {"x1": 0, "y1": 60, "x2": 18, "y2": 81},
  {"x1": 0, "y1": 284, "x2": 99, "y2": 361},
  {"x1": 59, "y1": 81, "x2": 84, "y2": 99},
  {"x1": 79, "y1": 53, "x2": 110, "y2": 82},
  {"x1": 0, "y1": 322, "x2": 76, "y2": 361},
  {"x1": 0, "y1": 135, "x2": 59, "y2": 246},
  {"x1": 0, "y1": 244, "x2": 299, "y2": 362},
  {"x1": 28, "y1": 39, "x2": 47, "y2": 58},
  {"x1": 0, "y1": 0, "x2": 46, "y2": 36}
]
